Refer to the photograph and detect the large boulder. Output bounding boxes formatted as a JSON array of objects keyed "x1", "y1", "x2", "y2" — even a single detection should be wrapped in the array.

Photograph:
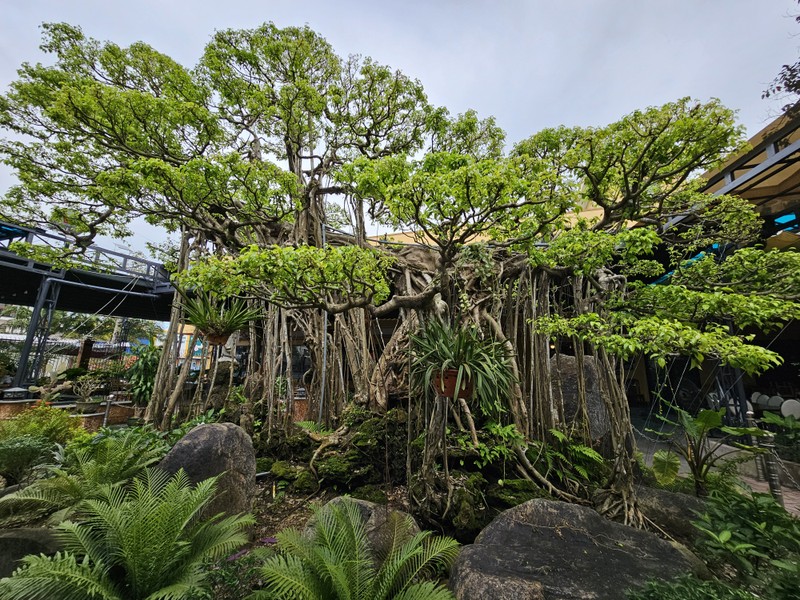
[
  {"x1": 551, "y1": 354, "x2": 610, "y2": 439},
  {"x1": 159, "y1": 423, "x2": 256, "y2": 518},
  {"x1": 450, "y1": 498, "x2": 700, "y2": 600},
  {"x1": 0, "y1": 528, "x2": 61, "y2": 577},
  {"x1": 636, "y1": 486, "x2": 707, "y2": 546}
]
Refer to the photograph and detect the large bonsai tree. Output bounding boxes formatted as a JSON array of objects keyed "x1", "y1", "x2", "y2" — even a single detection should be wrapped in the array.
[{"x1": 3, "y1": 23, "x2": 798, "y2": 525}]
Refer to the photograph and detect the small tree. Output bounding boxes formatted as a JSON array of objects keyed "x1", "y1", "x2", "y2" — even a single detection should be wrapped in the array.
[{"x1": 650, "y1": 405, "x2": 763, "y2": 496}]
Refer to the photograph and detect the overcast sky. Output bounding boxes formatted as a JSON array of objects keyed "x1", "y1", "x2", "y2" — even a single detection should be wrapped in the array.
[{"x1": 1, "y1": 0, "x2": 799, "y2": 250}]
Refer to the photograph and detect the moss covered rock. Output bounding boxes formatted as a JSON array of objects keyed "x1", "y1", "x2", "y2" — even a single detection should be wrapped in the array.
[
  {"x1": 291, "y1": 469, "x2": 319, "y2": 494},
  {"x1": 270, "y1": 460, "x2": 301, "y2": 482},
  {"x1": 256, "y1": 429, "x2": 315, "y2": 462},
  {"x1": 315, "y1": 451, "x2": 375, "y2": 487},
  {"x1": 451, "y1": 472, "x2": 491, "y2": 541},
  {"x1": 255, "y1": 457, "x2": 274, "y2": 473},
  {"x1": 486, "y1": 478, "x2": 550, "y2": 509},
  {"x1": 351, "y1": 484, "x2": 388, "y2": 504}
]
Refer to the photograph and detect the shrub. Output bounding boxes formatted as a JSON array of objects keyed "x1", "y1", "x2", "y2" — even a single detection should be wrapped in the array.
[
  {"x1": 627, "y1": 574, "x2": 756, "y2": 599},
  {"x1": 0, "y1": 434, "x2": 52, "y2": 485},
  {"x1": 189, "y1": 550, "x2": 270, "y2": 600},
  {"x1": 693, "y1": 490, "x2": 800, "y2": 599},
  {"x1": 761, "y1": 411, "x2": 800, "y2": 463},
  {"x1": 125, "y1": 344, "x2": 162, "y2": 406},
  {"x1": 0, "y1": 469, "x2": 254, "y2": 600},
  {"x1": 0, "y1": 402, "x2": 85, "y2": 447}
]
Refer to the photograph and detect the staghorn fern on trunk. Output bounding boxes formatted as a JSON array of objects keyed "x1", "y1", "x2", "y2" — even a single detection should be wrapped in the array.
[
  {"x1": 0, "y1": 468, "x2": 254, "y2": 600},
  {"x1": 180, "y1": 289, "x2": 261, "y2": 344}
]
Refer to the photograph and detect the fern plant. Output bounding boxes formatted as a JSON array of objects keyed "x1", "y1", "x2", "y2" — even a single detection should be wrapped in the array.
[
  {"x1": 0, "y1": 469, "x2": 254, "y2": 600},
  {"x1": 294, "y1": 421, "x2": 334, "y2": 435},
  {"x1": 250, "y1": 498, "x2": 459, "y2": 600},
  {"x1": 528, "y1": 428, "x2": 606, "y2": 485},
  {"x1": 0, "y1": 428, "x2": 167, "y2": 524}
]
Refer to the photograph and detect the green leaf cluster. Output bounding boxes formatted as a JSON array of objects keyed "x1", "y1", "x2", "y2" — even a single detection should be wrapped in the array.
[
  {"x1": 179, "y1": 244, "x2": 394, "y2": 312},
  {"x1": 534, "y1": 313, "x2": 783, "y2": 375},
  {"x1": 693, "y1": 491, "x2": 800, "y2": 598},
  {"x1": 527, "y1": 428, "x2": 606, "y2": 485}
]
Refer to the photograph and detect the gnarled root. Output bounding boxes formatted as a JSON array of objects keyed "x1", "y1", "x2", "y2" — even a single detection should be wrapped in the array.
[{"x1": 306, "y1": 425, "x2": 350, "y2": 476}]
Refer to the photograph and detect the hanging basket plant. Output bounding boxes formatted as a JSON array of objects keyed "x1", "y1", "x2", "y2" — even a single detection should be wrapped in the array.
[
  {"x1": 410, "y1": 319, "x2": 514, "y2": 419},
  {"x1": 180, "y1": 289, "x2": 261, "y2": 346}
]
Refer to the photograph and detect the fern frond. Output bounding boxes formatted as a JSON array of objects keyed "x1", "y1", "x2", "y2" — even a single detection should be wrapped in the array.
[
  {"x1": 0, "y1": 552, "x2": 120, "y2": 600},
  {"x1": 571, "y1": 444, "x2": 604, "y2": 464},
  {"x1": 255, "y1": 554, "x2": 330, "y2": 599},
  {"x1": 393, "y1": 581, "x2": 456, "y2": 600},
  {"x1": 375, "y1": 530, "x2": 460, "y2": 599}
]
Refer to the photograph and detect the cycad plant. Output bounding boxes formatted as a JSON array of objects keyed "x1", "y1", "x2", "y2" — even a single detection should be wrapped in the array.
[
  {"x1": 251, "y1": 498, "x2": 459, "y2": 600},
  {"x1": 0, "y1": 468, "x2": 254, "y2": 600},
  {"x1": 0, "y1": 428, "x2": 167, "y2": 524},
  {"x1": 181, "y1": 289, "x2": 261, "y2": 345}
]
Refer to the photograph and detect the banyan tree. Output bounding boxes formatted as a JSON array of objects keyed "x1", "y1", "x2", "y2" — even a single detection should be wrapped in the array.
[{"x1": 2, "y1": 22, "x2": 799, "y2": 525}]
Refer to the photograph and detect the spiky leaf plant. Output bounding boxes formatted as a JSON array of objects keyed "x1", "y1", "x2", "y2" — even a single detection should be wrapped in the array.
[
  {"x1": 250, "y1": 498, "x2": 459, "y2": 600},
  {"x1": 410, "y1": 319, "x2": 514, "y2": 420},
  {"x1": 0, "y1": 468, "x2": 254, "y2": 600},
  {"x1": 181, "y1": 289, "x2": 261, "y2": 344},
  {"x1": 0, "y1": 429, "x2": 167, "y2": 525}
]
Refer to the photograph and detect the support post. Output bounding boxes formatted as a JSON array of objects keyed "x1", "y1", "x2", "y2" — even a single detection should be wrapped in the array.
[
  {"x1": 14, "y1": 277, "x2": 61, "y2": 387},
  {"x1": 745, "y1": 411, "x2": 765, "y2": 481},
  {"x1": 761, "y1": 431, "x2": 785, "y2": 508},
  {"x1": 76, "y1": 338, "x2": 94, "y2": 371}
]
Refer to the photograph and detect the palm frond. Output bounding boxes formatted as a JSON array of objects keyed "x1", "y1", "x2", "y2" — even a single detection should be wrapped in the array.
[{"x1": 375, "y1": 532, "x2": 460, "y2": 600}]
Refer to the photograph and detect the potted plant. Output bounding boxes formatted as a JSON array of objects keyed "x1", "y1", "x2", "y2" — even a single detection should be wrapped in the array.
[
  {"x1": 71, "y1": 374, "x2": 104, "y2": 414},
  {"x1": 181, "y1": 290, "x2": 261, "y2": 345},
  {"x1": 410, "y1": 319, "x2": 514, "y2": 421}
]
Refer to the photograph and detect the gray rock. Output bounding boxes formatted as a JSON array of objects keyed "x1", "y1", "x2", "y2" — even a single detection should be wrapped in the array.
[
  {"x1": 159, "y1": 423, "x2": 256, "y2": 518},
  {"x1": 450, "y1": 498, "x2": 699, "y2": 600},
  {"x1": 0, "y1": 528, "x2": 61, "y2": 577},
  {"x1": 551, "y1": 354, "x2": 610, "y2": 439},
  {"x1": 308, "y1": 497, "x2": 420, "y2": 558},
  {"x1": 637, "y1": 486, "x2": 707, "y2": 545}
]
